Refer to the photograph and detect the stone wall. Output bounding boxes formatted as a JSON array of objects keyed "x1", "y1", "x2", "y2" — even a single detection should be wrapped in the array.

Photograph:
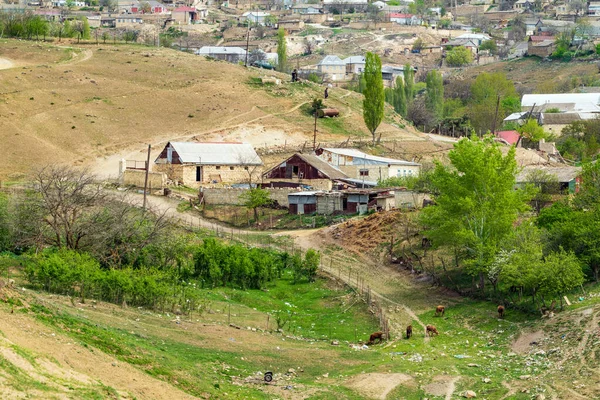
[
  {"x1": 395, "y1": 191, "x2": 431, "y2": 209},
  {"x1": 122, "y1": 170, "x2": 167, "y2": 189},
  {"x1": 201, "y1": 187, "x2": 301, "y2": 207},
  {"x1": 154, "y1": 164, "x2": 262, "y2": 187}
]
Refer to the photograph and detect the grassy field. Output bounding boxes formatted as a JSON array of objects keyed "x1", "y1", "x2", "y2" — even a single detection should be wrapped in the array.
[
  {"x1": 0, "y1": 39, "x2": 424, "y2": 181},
  {"x1": 2, "y1": 259, "x2": 599, "y2": 399}
]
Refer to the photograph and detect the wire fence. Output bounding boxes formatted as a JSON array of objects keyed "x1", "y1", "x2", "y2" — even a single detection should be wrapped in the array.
[{"x1": 179, "y1": 217, "x2": 393, "y2": 340}]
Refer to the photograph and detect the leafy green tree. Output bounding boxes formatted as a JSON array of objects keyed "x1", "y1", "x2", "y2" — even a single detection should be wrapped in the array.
[
  {"x1": 445, "y1": 46, "x2": 473, "y2": 67},
  {"x1": 518, "y1": 118, "x2": 547, "y2": 145},
  {"x1": 239, "y1": 187, "x2": 271, "y2": 222},
  {"x1": 362, "y1": 52, "x2": 385, "y2": 144},
  {"x1": 420, "y1": 135, "x2": 532, "y2": 292},
  {"x1": 82, "y1": 17, "x2": 91, "y2": 40},
  {"x1": 393, "y1": 76, "x2": 407, "y2": 116},
  {"x1": 525, "y1": 169, "x2": 560, "y2": 215},
  {"x1": 479, "y1": 40, "x2": 497, "y2": 54},
  {"x1": 469, "y1": 72, "x2": 518, "y2": 134},
  {"x1": 403, "y1": 64, "x2": 414, "y2": 104},
  {"x1": 276, "y1": 27, "x2": 287, "y2": 72},
  {"x1": 574, "y1": 161, "x2": 600, "y2": 210},
  {"x1": 538, "y1": 249, "x2": 584, "y2": 308},
  {"x1": 425, "y1": 70, "x2": 444, "y2": 121},
  {"x1": 303, "y1": 249, "x2": 320, "y2": 282},
  {"x1": 0, "y1": 194, "x2": 11, "y2": 251},
  {"x1": 499, "y1": 223, "x2": 544, "y2": 301}
]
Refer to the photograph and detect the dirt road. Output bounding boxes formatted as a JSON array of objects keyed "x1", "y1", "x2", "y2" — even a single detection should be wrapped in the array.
[{"x1": 0, "y1": 57, "x2": 14, "y2": 70}]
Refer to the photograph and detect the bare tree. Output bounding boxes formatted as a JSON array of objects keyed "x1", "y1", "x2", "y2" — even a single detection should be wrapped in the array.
[
  {"x1": 31, "y1": 165, "x2": 107, "y2": 250},
  {"x1": 237, "y1": 154, "x2": 263, "y2": 187},
  {"x1": 11, "y1": 165, "x2": 171, "y2": 266}
]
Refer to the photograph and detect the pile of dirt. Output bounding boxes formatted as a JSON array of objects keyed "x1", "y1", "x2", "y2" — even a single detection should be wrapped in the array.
[{"x1": 326, "y1": 210, "x2": 410, "y2": 253}]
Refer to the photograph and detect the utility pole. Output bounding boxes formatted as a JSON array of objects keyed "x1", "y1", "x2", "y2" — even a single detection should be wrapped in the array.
[
  {"x1": 313, "y1": 108, "x2": 318, "y2": 150},
  {"x1": 142, "y1": 144, "x2": 151, "y2": 211},
  {"x1": 491, "y1": 94, "x2": 500, "y2": 135},
  {"x1": 244, "y1": 22, "x2": 250, "y2": 67}
]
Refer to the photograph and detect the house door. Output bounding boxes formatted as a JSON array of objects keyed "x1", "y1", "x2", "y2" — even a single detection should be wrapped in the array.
[
  {"x1": 298, "y1": 203, "x2": 304, "y2": 215},
  {"x1": 196, "y1": 166, "x2": 202, "y2": 182}
]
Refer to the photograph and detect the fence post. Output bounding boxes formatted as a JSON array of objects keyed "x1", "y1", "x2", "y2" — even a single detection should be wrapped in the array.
[
  {"x1": 228, "y1": 303, "x2": 231, "y2": 325},
  {"x1": 266, "y1": 314, "x2": 270, "y2": 331}
]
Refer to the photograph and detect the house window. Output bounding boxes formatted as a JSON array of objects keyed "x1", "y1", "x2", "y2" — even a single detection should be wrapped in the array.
[
  {"x1": 359, "y1": 169, "x2": 369, "y2": 176},
  {"x1": 196, "y1": 166, "x2": 202, "y2": 182},
  {"x1": 216, "y1": 166, "x2": 221, "y2": 170},
  {"x1": 230, "y1": 166, "x2": 234, "y2": 170}
]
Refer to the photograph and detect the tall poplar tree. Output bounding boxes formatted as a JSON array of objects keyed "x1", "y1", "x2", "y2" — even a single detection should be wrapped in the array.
[
  {"x1": 403, "y1": 63, "x2": 414, "y2": 104},
  {"x1": 276, "y1": 27, "x2": 287, "y2": 72},
  {"x1": 394, "y1": 76, "x2": 407, "y2": 117},
  {"x1": 425, "y1": 70, "x2": 444, "y2": 121},
  {"x1": 362, "y1": 52, "x2": 385, "y2": 144}
]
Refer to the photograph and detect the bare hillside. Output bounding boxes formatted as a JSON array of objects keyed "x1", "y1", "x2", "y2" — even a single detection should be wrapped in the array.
[{"x1": 0, "y1": 40, "x2": 426, "y2": 180}]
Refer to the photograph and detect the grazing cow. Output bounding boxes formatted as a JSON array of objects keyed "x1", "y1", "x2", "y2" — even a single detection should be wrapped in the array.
[
  {"x1": 406, "y1": 325, "x2": 413, "y2": 339},
  {"x1": 435, "y1": 305, "x2": 445, "y2": 317},
  {"x1": 367, "y1": 331, "x2": 384, "y2": 345},
  {"x1": 426, "y1": 325, "x2": 439, "y2": 337},
  {"x1": 497, "y1": 305, "x2": 505, "y2": 318}
]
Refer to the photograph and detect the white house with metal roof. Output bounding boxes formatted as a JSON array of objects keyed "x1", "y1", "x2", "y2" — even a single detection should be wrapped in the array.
[
  {"x1": 243, "y1": 11, "x2": 271, "y2": 26},
  {"x1": 195, "y1": 47, "x2": 247, "y2": 63},
  {"x1": 154, "y1": 142, "x2": 262, "y2": 187},
  {"x1": 315, "y1": 148, "x2": 421, "y2": 181},
  {"x1": 317, "y1": 55, "x2": 346, "y2": 81},
  {"x1": 343, "y1": 55, "x2": 366, "y2": 75}
]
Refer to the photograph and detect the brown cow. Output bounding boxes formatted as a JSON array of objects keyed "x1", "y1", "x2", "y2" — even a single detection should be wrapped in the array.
[
  {"x1": 435, "y1": 305, "x2": 445, "y2": 317},
  {"x1": 367, "y1": 331, "x2": 384, "y2": 345},
  {"x1": 497, "y1": 305, "x2": 505, "y2": 318},
  {"x1": 406, "y1": 325, "x2": 413, "y2": 339},
  {"x1": 426, "y1": 325, "x2": 439, "y2": 337}
]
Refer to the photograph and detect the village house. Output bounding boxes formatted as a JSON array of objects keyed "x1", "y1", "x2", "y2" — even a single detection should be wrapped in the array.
[
  {"x1": 291, "y1": 4, "x2": 323, "y2": 14},
  {"x1": 388, "y1": 12, "x2": 422, "y2": 25},
  {"x1": 196, "y1": 46, "x2": 247, "y2": 63},
  {"x1": 343, "y1": 55, "x2": 366, "y2": 76},
  {"x1": 172, "y1": 7, "x2": 205, "y2": 24},
  {"x1": 516, "y1": 166, "x2": 581, "y2": 194},
  {"x1": 154, "y1": 142, "x2": 263, "y2": 187},
  {"x1": 278, "y1": 19, "x2": 305, "y2": 33},
  {"x1": 527, "y1": 35, "x2": 556, "y2": 57},
  {"x1": 315, "y1": 148, "x2": 421, "y2": 181},
  {"x1": 323, "y1": 0, "x2": 369, "y2": 13},
  {"x1": 287, "y1": 187, "x2": 424, "y2": 215},
  {"x1": 115, "y1": 15, "x2": 144, "y2": 27},
  {"x1": 262, "y1": 153, "x2": 349, "y2": 190},
  {"x1": 317, "y1": 55, "x2": 346, "y2": 81},
  {"x1": 243, "y1": 11, "x2": 271, "y2": 25},
  {"x1": 381, "y1": 65, "x2": 408, "y2": 87}
]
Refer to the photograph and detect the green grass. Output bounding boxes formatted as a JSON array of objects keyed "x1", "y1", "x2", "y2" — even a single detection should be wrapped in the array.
[{"x1": 204, "y1": 271, "x2": 380, "y2": 342}]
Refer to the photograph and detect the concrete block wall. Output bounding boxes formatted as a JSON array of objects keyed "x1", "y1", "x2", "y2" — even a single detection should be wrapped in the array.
[
  {"x1": 122, "y1": 170, "x2": 167, "y2": 189},
  {"x1": 201, "y1": 187, "x2": 301, "y2": 207}
]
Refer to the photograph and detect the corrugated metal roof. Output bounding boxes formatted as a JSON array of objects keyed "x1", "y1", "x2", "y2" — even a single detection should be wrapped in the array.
[
  {"x1": 159, "y1": 142, "x2": 262, "y2": 165},
  {"x1": 318, "y1": 55, "x2": 345, "y2": 66},
  {"x1": 516, "y1": 166, "x2": 581, "y2": 183},
  {"x1": 196, "y1": 46, "x2": 247, "y2": 56},
  {"x1": 262, "y1": 153, "x2": 348, "y2": 180},
  {"x1": 322, "y1": 148, "x2": 421, "y2": 166},
  {"x1": 343, "y1": 56, "x2": 366, "y2": 64},
  {"x1": 522, "y1": 93, "x2": 600, "y2": 111},
  {"x1": 296, "y1": 154, "x2": 349, "y2": 179}
]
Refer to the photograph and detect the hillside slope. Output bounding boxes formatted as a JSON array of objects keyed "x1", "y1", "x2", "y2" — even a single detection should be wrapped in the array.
[{"x1": 0, "y1": 40, "x2": 425, "y2": 180}]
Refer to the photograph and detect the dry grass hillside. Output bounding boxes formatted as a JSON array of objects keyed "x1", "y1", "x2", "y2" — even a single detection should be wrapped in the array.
[{"x1": 0, "y1": 39, "x2": 427, "y2": 180}]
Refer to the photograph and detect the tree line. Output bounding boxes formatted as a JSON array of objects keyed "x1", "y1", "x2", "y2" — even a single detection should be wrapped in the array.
[
  {"x1": 0, "y1": 11, "x2": 91, "y2": 40},
  {"x1": 411, "y1": 135, "x2": 596, "y2": 311},
  {"x1": 0, "y1": 166, "x2": 319, "y2": 312}
]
